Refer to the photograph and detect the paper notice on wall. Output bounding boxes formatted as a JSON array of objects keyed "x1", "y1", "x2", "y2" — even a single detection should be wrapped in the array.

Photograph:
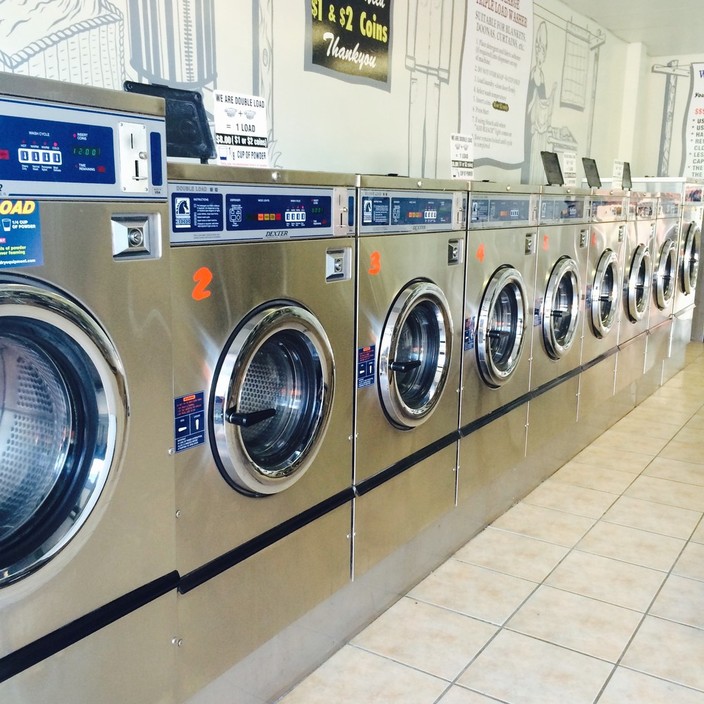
[
  {"x1": 612, "y1": 160, "x2": 624, "y2": 190},
  {"x1": 684, "y1": 63, "x2": 704, "y2": 179},
  {"x1": 562, "y1": 151, "x2": 577, "y2": 187},
  {"x1": 213, "y1": 91, "x2": 269, "y2": 168},
  {"x1": 451, "y1": 133, "x2": 474, "y2": 179},
  {"x1": 459, "y1": 0, "x2": 534, "y2": 166}
]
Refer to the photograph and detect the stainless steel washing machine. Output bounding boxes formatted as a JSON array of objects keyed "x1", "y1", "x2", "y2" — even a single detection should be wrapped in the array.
[
  {"x1": 0, "y1": 75, "x2": 177, "y2": 700},
  {"x1": 615, "y1": 190, "x2": 655, "y2": 396},
  {"x1": 353, "y1": 175, "x2": 466, "y2": 579},
  {"x1": 525, "y1": 186, "x2": 589, "y2": 480},
  {"x1": 167, "y1": 164, "x2": 356, "y2": 700},
  {"x1": 458, "y1": 182, "x2": 538, "y2": 526},
  {"x1": 577, "y1": 188, "x2": 626, "y2": 429}
]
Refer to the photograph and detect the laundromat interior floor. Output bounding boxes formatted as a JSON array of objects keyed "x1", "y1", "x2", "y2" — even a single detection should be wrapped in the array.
[{"x1": 278, "y1": 345, "x2": 704, "y2": 704}]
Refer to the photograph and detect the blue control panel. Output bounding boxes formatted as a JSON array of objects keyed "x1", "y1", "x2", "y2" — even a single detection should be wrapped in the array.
[
  {"x1": 169, "y1": 182, "x2": 353, "y2": 243},
  {"x1": 358, "y1": 189, "x2": 465, "y2": 234},
  {"x1": 470, "y1": 194, "x2": 536, "y2": 228}
]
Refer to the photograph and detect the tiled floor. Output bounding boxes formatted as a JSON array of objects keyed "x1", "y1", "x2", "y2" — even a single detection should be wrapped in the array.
[{"x1": 277, "y1": 348, "x2": 704, "y2": 704}]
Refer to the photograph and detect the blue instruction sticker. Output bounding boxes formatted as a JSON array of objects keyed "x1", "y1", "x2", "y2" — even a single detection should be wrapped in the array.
[
  {"x1": 174, "y1": 391, "x2": 206, "y2": 453},
  {"x1": 464, "y1": 317, "x2": 476, "y2": 351},
  {"x1": 357, "y1": 345, "x2": 376, "y2": 388},
  {"x1": 0, "y1": 200, "x2": 42, "y2": 269}
]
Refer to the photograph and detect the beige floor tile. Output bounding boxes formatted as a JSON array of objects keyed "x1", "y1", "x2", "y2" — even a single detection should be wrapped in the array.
[
  {"x1": 551, "y1": 461, "x2": 636, "y2": 494},
  {"x1": 673, "y1": 425, "x2": 704, "y2": 445},
  {"x1": 453, "y1": 528, "x2": 568, "y2": 582},
  {"x1": 544, "y1": 551, "x2": 666, "y2": 611},
  {"x1": 523, "y1": 480, "x2": 617, "y2": 519},
  {"x1": 691, "y1": 520, "x2": 704, "y2": 544},
  {"x1": 621, "y1": 616, "x2": 704, "y2": 691},
  {"x1": 590, "y1": 429, "x2": 670, "y2": 456},
  {"x1": 598, "y1": 667, "x2": 704, "y2": 704},
  {"x1": 570, "y1": 445, "x2": 652, "y2": 474},
  {"x1": 684, "y1": 413, "x2": 704, "y2": 430},
  {"x1": 436, "y1": 686, "x2": 499, "y2": 704},
  {"x1": 625, "y1": 475, "x2": 704, "y2": 512},
  {"x1": 610, "y1": 415, "x2": 681, "y2": 440},
  {"x1": 673, "y1": 541, "x2": 704, "y2": 582},
  {"x1": 351, "y1": 597, "x2": 497, "y2": 681},
  {"x1": 650, "y1": 574, "x2": 704, "y2": 630},
  {"x1": 276, "y1": 645, "x2": 448, "y2": 704},
  {"x1": 408, "y1": 560, "x2": 536, "y2": 626},
  {"x1": 506, "y1": 585, "x2": 641, "y2": 662},
  {"x1": 575, "y1": 521, "x2": 685, "y2": 571},
  {"x1": 602, "y1": 495, "x2": 702, "y2": 539},
  {"x1": 491, "y1": 502, "x2": 595, "y2": 548},
  {"x1": 660, "y1": 439, "x2": 704, "y2": 465},
  {"x1": 627, "y1": 405, "x2": 695, "y2": 427},
  {"x1": 644, "y1": 456, "x2": 704, "y2": 487},
  {"x1": 456, "y1": 630, "x2": 612, "y2": 704}
]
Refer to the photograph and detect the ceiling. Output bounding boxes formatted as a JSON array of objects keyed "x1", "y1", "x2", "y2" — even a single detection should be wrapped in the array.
[{"x1": 557, "y1": 0, "x2": 704, "y2": 57}]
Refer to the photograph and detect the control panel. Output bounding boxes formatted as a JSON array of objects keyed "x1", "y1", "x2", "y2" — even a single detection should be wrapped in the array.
[
  {"x1": 169, "y1": 182, "x2": 354, "y2": 244},
  {"x1": 589, "y1": 197, "x2": 627, "y2": 223},
  {"x1": 0, "y1": 95, "x2": 166, "y2": 200},
  {"x1": 358, "y1": 189, "x2": 466, "y2": 234},
  {"x1": 539, "y1": 195, "x2": 588, "y2": 224},
  {"x1": 470, "y1": 194, "x2": 538, "y2": 228}
]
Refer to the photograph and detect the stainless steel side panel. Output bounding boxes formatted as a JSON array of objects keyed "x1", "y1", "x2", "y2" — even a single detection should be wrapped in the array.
[
  {"x1": 578, "y1": 355, "x2": 617, "y2": 420},
  {"x1": 615, "y1": 333, "x2": 648, "y2": 393}
]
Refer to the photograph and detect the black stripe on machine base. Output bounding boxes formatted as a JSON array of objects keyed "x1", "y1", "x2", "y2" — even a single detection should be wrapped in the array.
[
  {"x1": 459, "y1": 391, "x2": 531, "y2": 438},
  {"x1": 529, "y1": 364, "x2": 583, "y2": 400},
  {"x1": 581, "y1": 346, "x2": 618, "y2": 373},
  {"x1": 178, "y1": 487, "x2": 356, "y2": 595},
  {"x1": 354, "y1": 430, "x2": 460, "y2": 497},
  {"x1": 0, "y1": 570, "x2": 180, "y2": 684}
]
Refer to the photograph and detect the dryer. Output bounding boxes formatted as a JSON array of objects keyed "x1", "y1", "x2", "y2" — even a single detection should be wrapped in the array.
[
  {"x1": 167, "y1": 164, "x2": 356, "y2": 700},
  {"x1": 616, "y1": 190, "x2": 655, "y2": 397},
  {"x1": 525, "y1": 186, "x2": 589, "y2": 480},
  {"x1": 0, "y1": 75, "x2": 177, "y2": 698},
  {"x1": 353, "y1": 175, "x2": 466, "y2": 579},
  {"x1": 458, "y1": 182, "x2": 538, "y2": 527},
  {"x1": 578, "y1": 189, "x2": 626, "y2": 433}
]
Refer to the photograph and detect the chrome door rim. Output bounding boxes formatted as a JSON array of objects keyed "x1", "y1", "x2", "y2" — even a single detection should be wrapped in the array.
[
  {"x1": 211, "y1": 304, "x2": 335, "y2": 495},
  {"x1": 543, "y1": 255, "x2": 581, "y2": 359},
  {"x1": 378, "y1": 280, "x2": 453, "y2": 429},
  {"x1": 590, "y1": 249, "x2": 620, "y2": 338},
  {"x1": 681, "y1": 222, "x2": 701, "y2": 295},
  {"x1": 655, "y1": 236, "x2": 677, "y2": 310},
  {"x1": 626, "y1": 243, "x2": 652, "y2": 322}
]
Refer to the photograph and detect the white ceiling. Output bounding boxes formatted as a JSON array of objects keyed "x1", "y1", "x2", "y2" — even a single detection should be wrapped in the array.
[{"x1": 557, "y1": 0, "x2": 704, "y2": 57}]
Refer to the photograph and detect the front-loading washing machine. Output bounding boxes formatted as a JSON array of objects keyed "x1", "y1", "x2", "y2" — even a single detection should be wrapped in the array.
[
  {"x1": 458, "y1": 182, "x2": 538, "y2": 528},
  {"x1": 167, "y1": 164, "x2": 356, "y2": 700},
  {"x1": 616, "y1": 190, "x2": 655, "y2": 397},
  {"x1": 578, "y1": 188, "x2": 626, "y2": 436},
  {"x1": 353, "y1": 175, "x2": 466, "y2": 580},
  {"x1": 524, "y1": 186, "x2": 589, "y2": 481},
  {"x1": 0, "y1": 75, "x2": 178, "y2": 701}
]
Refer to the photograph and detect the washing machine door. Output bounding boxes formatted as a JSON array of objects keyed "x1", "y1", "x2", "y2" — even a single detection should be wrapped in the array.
[
  {"x1": 0, "y1": 281, "x2": 126, "y2": 587},
  {"x1": 543, "y1": 255, "x2": 581, "y2": 359},
  {"x1": 680, "y1": 222, "x2": 701, "y2": 295},
  {"x1": 654, "y1": 236, "x2": 677, "y2": 310},
  {"x1": 590, "y1": 248, "x2": 620, "y2": 338},
  {"x1": 378, "y1": 281, "x2": 453, "y2": 429},
  {"x1": 211, "y1": 304, "x2": 335, "y2": 496},
  {"x1": 625, "y1": 243, "x2": 652, "y2": 322},
  {"x1": 476, "y1": 266, "x2": 527, "y2": 388}
]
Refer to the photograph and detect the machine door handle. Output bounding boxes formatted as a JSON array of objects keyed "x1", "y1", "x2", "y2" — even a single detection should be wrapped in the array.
[
  {"x1": 225, "y1": 407, "x2": 277, "y2": 427},
  {"x1": 389, "y1": 359, "x2": 422, "y2": 373}
]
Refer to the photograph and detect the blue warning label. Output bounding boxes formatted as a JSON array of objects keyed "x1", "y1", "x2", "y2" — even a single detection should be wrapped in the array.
[
  {"x1": 464, "y1": 317, "x2": 476, "y2": 351},
  {"x1": 0, "y1": 200, "x2": 42, "y2": 269},
  {"x1": 174, "y1": 391, "x2": 206, "y2": 453},
  {"x1": 357, "y1": 345, "x2": 376, "y2": 388}
]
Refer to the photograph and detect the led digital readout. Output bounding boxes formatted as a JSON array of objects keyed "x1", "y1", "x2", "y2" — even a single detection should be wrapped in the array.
[{"x1": 72, "y1": 146, "x2": 101, "y2": 157}]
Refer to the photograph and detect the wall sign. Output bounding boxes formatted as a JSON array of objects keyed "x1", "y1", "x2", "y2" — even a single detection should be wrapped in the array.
[
  {"x1": 213, "y1": 90, "x2": 269, "y2": 168},
  {"x1": 684, "y1": 63, "x2": 704, "y2": 179},
  {"x1": 310, "y1": 0, "x2": 391, "y2": 86}
]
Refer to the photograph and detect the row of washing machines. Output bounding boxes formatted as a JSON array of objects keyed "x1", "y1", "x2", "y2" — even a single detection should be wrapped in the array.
[{"x1": 0, "y1": 77, "x2": 701, "y2": 703}]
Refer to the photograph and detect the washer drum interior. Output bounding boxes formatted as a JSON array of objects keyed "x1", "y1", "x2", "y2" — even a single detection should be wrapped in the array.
[
  {"x1": 625, "y1": 243, "x2": 652, "y2": 322},
  {"x1": 543, "y1": 255, "x2": 581, "y2": 360},
  {"x1": 590, "y1": 249, "x2": 620, "y2": 338}
]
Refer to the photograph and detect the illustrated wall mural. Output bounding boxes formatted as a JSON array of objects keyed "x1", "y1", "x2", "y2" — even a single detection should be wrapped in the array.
[{"x1": 1, "y1": 0, "x2": 702, "y2": 182}]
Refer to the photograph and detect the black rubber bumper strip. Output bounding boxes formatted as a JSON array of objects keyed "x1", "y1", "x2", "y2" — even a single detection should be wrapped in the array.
[
  {"x1": 0, "y1": 570, "x2": 180, "y2": 684},
  {"x1": 178, "y1": 486, "x2": 355, "y2": 595}
]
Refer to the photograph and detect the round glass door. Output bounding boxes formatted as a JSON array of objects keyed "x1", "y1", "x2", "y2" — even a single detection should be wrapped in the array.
[
  {"x1": 681, "y1": 222, "x2": 701, "y2": 295},
  {"x1": 378, "y1": 281, "x2": 453, "y2": 429},
  {"x1": 626, "y1": 243, "x2": 652, "y2": 322},
  {"x1": 590, "y1": 249, "x2": 620, "y2": 338},
  {"x1": 654, "y1": 236, "x2": 677, "y2": 310},
  {"x1": 543, "y1": 256, "x2": 581, "y2": 359},
  {"x1": 476, "y1": 266, "x2": 527, "y2": 387},
  {"x1": 211, "y1": 304, "x2": 334, "y2": 496},
  {"x1": 0, "y1": 281, "x2": 126, "y2": 587}
]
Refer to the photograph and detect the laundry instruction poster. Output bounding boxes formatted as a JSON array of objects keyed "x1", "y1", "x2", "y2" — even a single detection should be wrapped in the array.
[
  {"x1": 309, "y1": 0, "x2": 391, "y2": 85},
  {"x1": 460, "y1": 0, "x2": 533, "y2": 166},
  {"x1": 213, "y1": 90, "x2": 269, "y2": 168},
  {"x1": 683, "y1": 62, "x2": 704, "y2": 179}
]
